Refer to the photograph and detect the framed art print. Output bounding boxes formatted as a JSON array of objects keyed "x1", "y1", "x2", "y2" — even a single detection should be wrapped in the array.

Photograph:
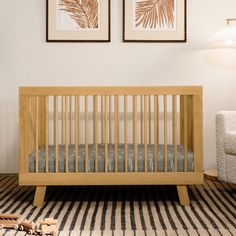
[
  {"x1": 123, "y1": 0, "x2": 187, "y2": 42},
  {"x1": 46, "y1": 0, "x2": 111, "y2": 42}
]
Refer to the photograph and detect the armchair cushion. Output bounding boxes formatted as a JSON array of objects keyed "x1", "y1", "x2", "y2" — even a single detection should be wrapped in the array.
[{"x1": 224, "y1": 130, "x2": 236, "y2": 155}]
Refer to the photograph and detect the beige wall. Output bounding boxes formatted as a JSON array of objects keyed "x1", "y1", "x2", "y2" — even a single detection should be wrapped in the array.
[{"x1": 1, "y1": 0, "x2": 236, "y2": 173}]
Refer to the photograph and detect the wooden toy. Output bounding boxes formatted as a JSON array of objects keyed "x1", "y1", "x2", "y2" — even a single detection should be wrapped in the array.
[
  {"x1": 18, "y1": 218, "x2": 57, "y2": 235},
  {"x1": 19, "y1": 219, "x2": 36, "y2": 235},
  {"x1": 0, "y1": 214, "x2": 21, "y2": 230},
  {"x1": 35, "y1": 218, "x2": 57, "y2": 236},
  {"x1": 0, "y1": 213, "x2": 57, "y2": 235}
]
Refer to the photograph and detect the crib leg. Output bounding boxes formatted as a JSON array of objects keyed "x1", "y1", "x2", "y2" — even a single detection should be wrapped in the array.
[
  {"x1": 33, "y1": 186, "x2": 46, "y2": 207},
  {"x1": 177, "y1": 185, "x2": 190, "y2": 206}
]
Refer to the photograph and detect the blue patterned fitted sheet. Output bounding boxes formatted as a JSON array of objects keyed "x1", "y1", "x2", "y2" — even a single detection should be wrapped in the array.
[{"x1": 28, "y1": 144, "x2": 194, "y2": 173}]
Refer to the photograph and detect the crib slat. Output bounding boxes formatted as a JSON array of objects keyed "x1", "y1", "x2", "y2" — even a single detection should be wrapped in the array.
[
  {"x1": 164, "y1": 95, "x2": 168, "y2": 172},
  {"x1": 62, "y1": 96, "x2": 65, "y2": 144},
  {"x1": 187, "y1": 96, "x2": 193, "y2": 150},
  {"x1": 101, "y1": 96, "x2": 104, "y2": 143},
  {"x1": 39, "y1": 98, "x2": 43, "y2": 148},
  {"x1": 93, "y1": 96, "x2": 98, "y2": 172},
  {"x1": 154, "y1": 95, "x2": 159, "y2": 172},
  {"x1": 77, "y1": 96, "x2": 81, "y2": 171},
  {"x1": 35, "y1": 96, "x2": 39, "y2": 173},
  {"x1": 184, "y1": 96, "x2": 188, "y2": 172},
  {"x1": 193, "y1": 94, "x2": 203, "y2": 172},
  {"x1": 31, "y1": 97, "x2": 36, "y2": 156},
  {"x1": 20, "y1": 96, "x2": 29, "y2": 173},
  {"x1": 77, "y1": 96, "x2": 80, "y2": 147},
  {"x1": 117, "y1": 98, "x2": 119, "y2": 145},
  {"x1": 104, "y1": 96, "x2": 108, "y2": 172},
  {"x1": 140, "y1": 96, "x2": 143, "y2": 144},
  {"x1": 65, "y1": 96, "x2": 69, "y2": 173},
  {"x1": 45, "y1": 96, "x2": 49, "y2": 173},
  {"x1": 70, "y1": 96, "x2": 73, "y2": 144},
  {"x1": 133, "y1": 95, "x2": 138, "y2": 172},
  {"x1": 149, "y1": 95, "x2": 152, "y2": 144},
  {"x1": 172, "y1": 95, "x2": 177, "y2": 172},
  {"x1": 75, "y1": 96, "x2": 79, "y2": 173},
  {"x1": 103, "y1": 96, "x2": 107, "y2": 144},
  {"x1": 124, "y1": 95, "x2": 128, "y2": 172},
  {"x1": 144, "y1": 95, "x2": 147, "y2": 172},
  {"x1": 103, "y1": 96, "x2": 106, "y2": 144},
  {"x1": 54, "y1": 96, "x2": 58, "y2": 173},
  {"x1": 85, "y1": 96, "x2": 88, "y2": 172},
  {"x1": 109, "y1": 96, "x2": 112, "y2": 144},
  {"x1": 28, "y1": 97, "x2": 32, "y2": 160},
  {"x1": 33, "y1": 97, "x2": 36, "y2": 152},
  {"x1": 114, "y1": 96, "x2": 119, "y2": 172}
]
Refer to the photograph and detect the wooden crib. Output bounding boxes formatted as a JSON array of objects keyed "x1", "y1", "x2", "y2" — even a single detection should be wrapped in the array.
[{"x1": 19, "y1": 86, "x2": 203, "y2": 207}]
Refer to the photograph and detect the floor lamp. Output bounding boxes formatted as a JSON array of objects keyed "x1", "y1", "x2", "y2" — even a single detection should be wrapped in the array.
[{"x1": 205, "y1": 19, "x2": 236, "y2": 180}]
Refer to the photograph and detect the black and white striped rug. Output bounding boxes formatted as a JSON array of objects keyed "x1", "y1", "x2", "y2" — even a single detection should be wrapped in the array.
[{"x1": 0, "y1": 175, "x2": 235, "y2": 236}]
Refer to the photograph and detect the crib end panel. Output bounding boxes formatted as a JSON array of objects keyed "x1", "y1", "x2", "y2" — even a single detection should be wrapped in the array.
[{"x1": 193, "y1": 94, "x2": 203, "y2": 173}]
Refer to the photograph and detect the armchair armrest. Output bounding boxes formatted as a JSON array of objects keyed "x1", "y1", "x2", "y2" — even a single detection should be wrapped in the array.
[{"x1": 216, "y1": 111, "x2": 236, "y2": 181}]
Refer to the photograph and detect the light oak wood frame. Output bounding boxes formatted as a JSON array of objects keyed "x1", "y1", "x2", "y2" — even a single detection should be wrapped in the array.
[{"x1": 19, "y1": 86, "x2": 203, "y2": 206}]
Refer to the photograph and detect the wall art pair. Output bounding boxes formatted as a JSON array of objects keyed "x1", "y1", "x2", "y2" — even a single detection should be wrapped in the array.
[{"x1": 46, "y1": 0, "x2": 186, "y2": 43}]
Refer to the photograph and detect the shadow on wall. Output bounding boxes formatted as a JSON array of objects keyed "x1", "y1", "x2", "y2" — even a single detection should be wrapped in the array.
[{"x1": 0, "y1": 104, "x2": 19, "y2": 173}]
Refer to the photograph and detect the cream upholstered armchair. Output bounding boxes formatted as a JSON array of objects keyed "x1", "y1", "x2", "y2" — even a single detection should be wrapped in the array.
[{"x1": 216, "y1": 111, "x2": 236, "y2": 184}]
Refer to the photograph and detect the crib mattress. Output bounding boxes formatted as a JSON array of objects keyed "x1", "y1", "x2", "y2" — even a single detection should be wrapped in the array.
[{"x1": 28, "y1": 144, "x2": 194, "y2": 173}]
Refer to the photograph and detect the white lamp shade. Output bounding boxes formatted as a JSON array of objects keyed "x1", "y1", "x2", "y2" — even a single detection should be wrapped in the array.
[{"x1": 208, "y1": 24, "x2": 236, "y2": 48}]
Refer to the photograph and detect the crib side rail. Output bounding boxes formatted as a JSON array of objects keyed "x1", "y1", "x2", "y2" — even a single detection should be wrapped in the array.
[
  {"x1": 20, "y1": 86, "x2": 201, "y2": 96},
  {"x1": 19, "y1": 86, "x2": 203, "y2": 175}
]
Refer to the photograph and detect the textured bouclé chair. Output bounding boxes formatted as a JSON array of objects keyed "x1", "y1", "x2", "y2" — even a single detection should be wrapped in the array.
[{"x1": 216, "y1": 111, "x2": 236, "y2": 184}]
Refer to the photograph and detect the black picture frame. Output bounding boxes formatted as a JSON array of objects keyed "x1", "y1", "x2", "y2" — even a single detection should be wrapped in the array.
[
  {"x1": 46, "y1": 0, "x2": 111, "y2": 43},
  {"x1": 123, "y1": 0, "x2": 187, "y2": 43}
]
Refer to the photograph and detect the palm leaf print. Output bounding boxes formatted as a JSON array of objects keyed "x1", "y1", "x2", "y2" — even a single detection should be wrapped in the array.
[
  {"x1": 135, "y1": 0, "x2": 175, "y2": 29},
  {"x1": 60, "y1": 0, "x2": 99, "y2": 29}
]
